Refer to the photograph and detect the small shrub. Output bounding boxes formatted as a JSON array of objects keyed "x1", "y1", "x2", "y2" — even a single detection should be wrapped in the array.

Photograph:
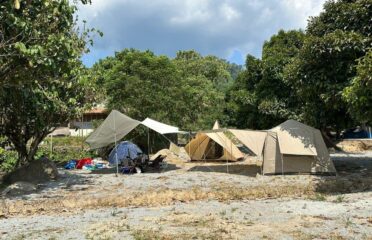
[{"x1": 0, "y1": 147, "x2": 18, "y2": 172}]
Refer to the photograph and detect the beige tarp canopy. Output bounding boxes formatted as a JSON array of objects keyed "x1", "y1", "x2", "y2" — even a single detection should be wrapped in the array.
[
  {"x1": 229, "y1": 120, "x2": 336, "y2": 174},
  {"x1": 86, "y1": 110, "x2": 140, "y2": 149},
  {"x1": 229, "y1": 129, "x2": 267, "y2": 156},
  {"x1": 86, "y1": 110, "x2": 183, "y2": 149},
  {"x1": 185, "y1": 121, "x2": 244, "y2": 161}
]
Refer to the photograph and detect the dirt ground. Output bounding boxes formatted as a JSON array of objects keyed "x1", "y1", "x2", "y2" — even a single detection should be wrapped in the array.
[{"x1": 0, "y1": 149, "x2": 371, "y2": 239}]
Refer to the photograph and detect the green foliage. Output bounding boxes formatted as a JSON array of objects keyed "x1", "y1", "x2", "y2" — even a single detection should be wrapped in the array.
[
  {"x1": 307, "y1": 0, "x2": 371, "y2": 37},
  {"x1": 342, "y1": 50, "x2": 372, "y2": 124},
  {"x1": 38, "y1": 136, "x2": 93, "y2": 165},
  {"x1": 0, "y1": 147, "x2": 18, "y2": 173},
  {"x1": 227, "y1": 30, "x2": 305, "y2": 129},
  {"x1": 226, "y1": 55, "x2": 263, "y2": 129},
  {"x1": 227, "y1": 1, "x2": 371, "y2": 131},
  {"x1": 285, "y1": 0, "x2": 371, "y2": 130},
  {"x1": 0, "y1": 74, "x2": 87, "y2": 166},
  {"x1": 0, "y1": 0, "x2": 97, "y2": 168},
  {"x1": 0, "y1": 0, "x2": 98, "y2": 86},
  {"x1": 174, "y1": 50, "x2": 233, "y2": 91},
  {"x1": 284, "y1": 31, "x2": 368, "y2": 129},
  {"x1": 91, "y1": 49, "x2": 226, "y2": 130}
]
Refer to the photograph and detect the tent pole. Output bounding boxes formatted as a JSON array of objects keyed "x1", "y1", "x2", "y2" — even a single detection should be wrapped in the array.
[
  {"x1": 188, "y1": 131, "x2": 191, "y2": 161},
  {"x1": 226, "y1": 133, "x2": 230, "y2": 174},
  {"x1": 114, "y1": 114, "x2": 119, "y2": 177},
  {"x1": 281, "y1": 154, "x2": 284, "y2": 177},
  {"x1": 147, "y1": 127, "x2": 150, "y2": 155}
]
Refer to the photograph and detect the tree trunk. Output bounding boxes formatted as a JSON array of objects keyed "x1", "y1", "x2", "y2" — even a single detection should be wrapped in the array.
[
  {"x1": 14, "y1": 142, "x2": 28, "y2": 167},
  {"x1": 27, "y1": 133, "x2": 45, "y2": 163},
  {"x1": 11, "y1": 131, "x2": 49, "y2": 168}
]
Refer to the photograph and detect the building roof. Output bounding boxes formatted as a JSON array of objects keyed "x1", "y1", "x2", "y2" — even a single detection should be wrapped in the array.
[{"x1": 84, "y1": 107, "x2": 108, "y2": 115}]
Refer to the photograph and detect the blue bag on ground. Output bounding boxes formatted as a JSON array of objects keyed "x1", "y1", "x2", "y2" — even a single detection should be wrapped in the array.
[{"x1": 64, "y1": 160, "x2": 77, "y2": 170}]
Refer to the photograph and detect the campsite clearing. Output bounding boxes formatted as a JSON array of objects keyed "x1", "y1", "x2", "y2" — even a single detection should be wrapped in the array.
[{"x1": 0, "y1": 151, "x2": 371, "y2": 240}]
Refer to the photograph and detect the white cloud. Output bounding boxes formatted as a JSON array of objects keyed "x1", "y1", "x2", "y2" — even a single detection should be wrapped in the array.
[
  {"x1": 220, "y1": 3, "x2": 240, "y2": 21},
  {"x1": 78, "y1": 0, "x2": 326, "y2": 66}
]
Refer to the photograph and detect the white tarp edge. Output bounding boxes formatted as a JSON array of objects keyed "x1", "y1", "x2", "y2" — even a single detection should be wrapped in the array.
[{"x1": 141, "y1": 118, "x2": 184, "y2": 134}]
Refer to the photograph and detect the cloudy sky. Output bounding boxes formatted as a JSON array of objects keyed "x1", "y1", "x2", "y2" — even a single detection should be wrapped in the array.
[{"x1": 78, "y1": 0, "x2": 326, "y2": 66}]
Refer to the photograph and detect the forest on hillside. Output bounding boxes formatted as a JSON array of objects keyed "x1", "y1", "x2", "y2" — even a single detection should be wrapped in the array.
[{"x1": 0, "y1": 0, "x2": 371, "y2": 168}]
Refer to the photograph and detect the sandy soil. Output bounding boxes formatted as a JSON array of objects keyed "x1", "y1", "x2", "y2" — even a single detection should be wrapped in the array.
[{"x1": 0, "y1": 151, "x2": 371, "y2": 240}]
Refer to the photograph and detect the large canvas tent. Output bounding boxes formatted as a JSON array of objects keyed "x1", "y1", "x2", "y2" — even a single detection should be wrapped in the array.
[
  {"x1": 185, "y1": 121, "x2": 244, "y2": 161},
  {"x1": 229, "y1": 120, "x2": 336, "y2": 174}
]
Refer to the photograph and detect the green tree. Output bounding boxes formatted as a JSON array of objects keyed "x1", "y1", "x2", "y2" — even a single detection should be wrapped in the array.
[
  {"x1": 343, "y1": 50, "x2": 372, "y2": 124},
  {"x1": 92, "y1": 49, "x2": 225, "y2": 131},
  {"x1": 0, "y1": 0, "x2": 95, "y2": 85},
  {"x1": 284, "y1": 0, "x2": 371, "y2": 131},
  {"x1": 226, "y1": 55, "x2": 263, "y2": 129},
  {"x1": 174, "y1": 50, "x2": 233, "y2": 91},
  {"x1": 227, "y1": 30, "x2": 305, "y2": 129},
  {"x1": 99, "y1": 49, "x2": 182, "y2": 123},
  {"x1": 0, "y1": 0, "x2": 95, "y2": 168},
  {"x1": 256, "y1": 30, "x2": 305, "y2": 126}
]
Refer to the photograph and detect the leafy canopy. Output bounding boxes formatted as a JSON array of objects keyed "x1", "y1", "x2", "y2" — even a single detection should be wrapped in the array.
[
  {"x1": 0, "y1": 0, "x2": 96, "y2": 168},
  {"x1": 91, "y1": 49, "x2": 225, "y2": 131}
]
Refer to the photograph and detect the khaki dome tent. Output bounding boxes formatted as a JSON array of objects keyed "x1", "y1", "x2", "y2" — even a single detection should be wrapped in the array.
[
  {"x1": 229, "y1": 120, "x2": 336, "y2": 175},
  {"x1": 185, "y1": 121, "x2": 244, "y2": 161}
]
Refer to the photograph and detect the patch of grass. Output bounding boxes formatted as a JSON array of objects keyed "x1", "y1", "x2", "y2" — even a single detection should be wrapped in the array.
[
  {"x1": 85, "y1": 218, "x2": 128, "y2": 240},
  {"x1": 244, "y1": 220, "x2": 254, "y2": 226},
  {"x1": 131, "y1": 230, "x2": 169, "y2": 240},
  {"x1": 219, "y1": 210, "x2": 227, "y2": 217},
  {"x1": 334, "y1": 195, "x2": 345, "y2": 203},
  {"x1": 290, "y1": 230, "x2": 315, "y2": 240},
  {"x1": 132, "y1": 228, "x2": 228, "y2": 240},
  {"x1": 11, "y1": 234, "x2": 26, "y2": 240},
  {"x1": 310, "y1": 193, "x2": 326, "y2": 201},
  {"x1": 231, "y1": 207, "x2": 238, "y2": 213},
  {"x1": 329, "y1": 232, "x2": 347, "y2": 240},
  {"x1": 344, "y1": 216, "x2": 354, "y2": 228},
  {"x1": 1, "y1": 183, "x2": 318, "y2": 217}
]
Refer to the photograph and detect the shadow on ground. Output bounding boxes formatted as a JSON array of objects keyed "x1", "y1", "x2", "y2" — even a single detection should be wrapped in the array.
[
  {"x1": 88, "y1": 163, "x2": 181, "y2": 175},
  {"x1": 1, "y1": 170, "x2": 91, "y2": 199},
  {"x1": 188, "y1": 164, "x2": 260, "y2": 177},
  {"x1": 314, "y1": 153, "x2": 372, "y2": 194}
]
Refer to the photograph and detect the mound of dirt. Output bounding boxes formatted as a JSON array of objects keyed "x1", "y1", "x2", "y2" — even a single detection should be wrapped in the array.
[
  {"x1": 151, "y1": 148, "x2": 188, "y2": 167},
  {"x1": 337, "y1": 140, "x2": 372, "y2": 152},
  {"x1": 3, "y1": 157, "x2": 58, "y2": 184}
]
